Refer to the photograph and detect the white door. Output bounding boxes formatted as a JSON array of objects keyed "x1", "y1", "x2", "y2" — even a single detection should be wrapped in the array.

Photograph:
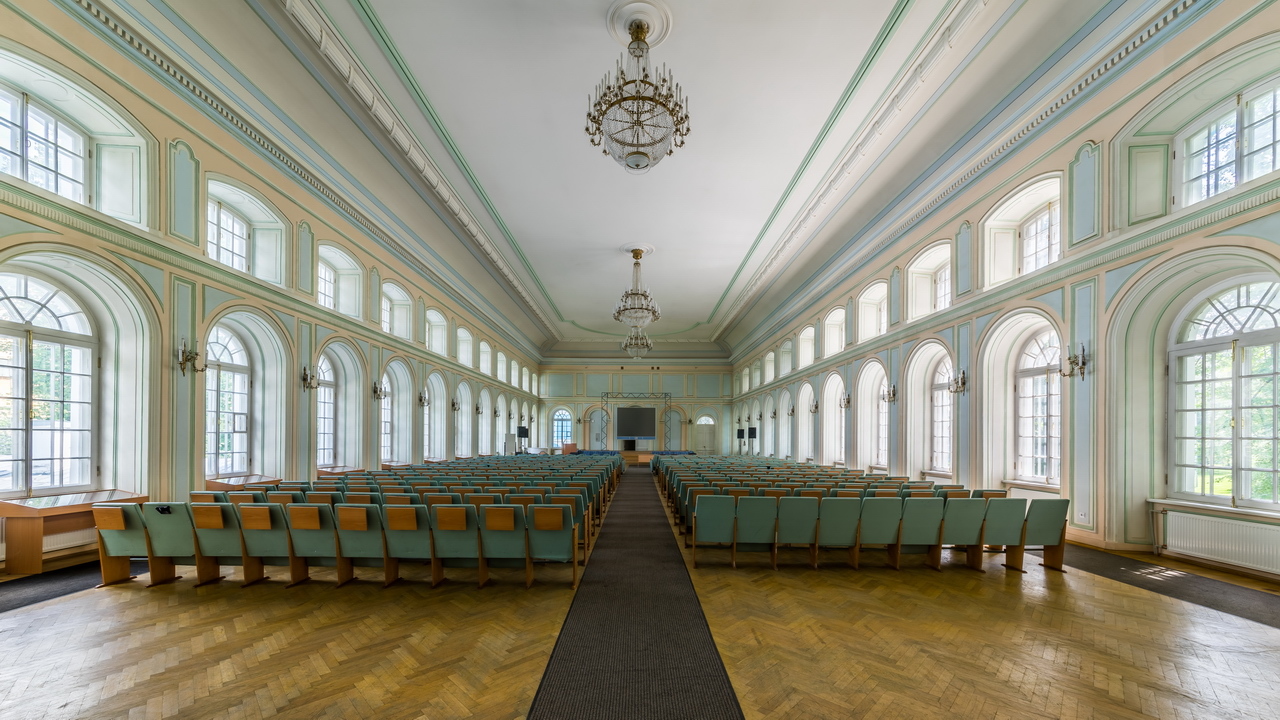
[{"x1": 694, "y1": 423, "x2": 716, "y2": 455}]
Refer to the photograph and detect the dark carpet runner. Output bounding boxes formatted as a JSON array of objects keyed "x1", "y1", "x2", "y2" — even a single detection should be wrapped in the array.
[
  {"x1": 1032, "y1": 544, "x2": 1280, "y2": 629},
  {"x1": 0, "y1": 560, "x2": 147, "y2": 614},
  {"x1": 527, "y1": 467, "x2": 744, "y2": 720}
]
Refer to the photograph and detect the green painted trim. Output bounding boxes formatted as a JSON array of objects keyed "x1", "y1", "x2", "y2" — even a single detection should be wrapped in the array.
[
  {"x1": 166, "y1": 139, "x2": 200, "y2": 246},
  {"x1": 1067, "y1": 141, "x2": 1102, "y2": 247}
]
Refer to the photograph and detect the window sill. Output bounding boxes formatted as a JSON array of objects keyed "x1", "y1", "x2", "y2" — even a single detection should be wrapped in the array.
[
  {"x1": 1146, "y1": 497, "x2": 1280, "y2": 522},
  {"x1": 1000, "y1": 479, "x2": 1062, "y2": 494}
]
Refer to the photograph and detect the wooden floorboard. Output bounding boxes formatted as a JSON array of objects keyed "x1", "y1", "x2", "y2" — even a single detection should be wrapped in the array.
[
  {"x1": 658, "y1": 480, "x2": 1280, "y2": 720},
  {"x1": 0, "y1": 563, "x2": 575, "y2": 720}
]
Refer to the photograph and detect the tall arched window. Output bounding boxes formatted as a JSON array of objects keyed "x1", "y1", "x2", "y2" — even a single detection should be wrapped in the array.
[
  {"x1": 205, "y1": 325, "x2": 250, "y2": 478},
  {"x1": 823, "y1": 309, "x2": 845, "y2": 357},
  {"x1": 740, "y1": 368, "x2": 750, "y2": 393},
  {"x1": 821, "y1": 375, "x2": 846, "y2": 466},
  {"x1": 478, "y1": 389, "x2": 493, "y2": 455},
  {"x1": 522, "y1": 367, "x2": 531, "y2": 393},
  {"x1": 876, "y1": 379, "x2": 889, "y2": 468},
  {"x1": 425, "y1": 309, "x2": 447, "y2": 354},
  {"x1": 478, "y1": 342, "x2": 492, "y2": 375},
  {"x1": 1016, "y1": 330, "x2": 1061, "y2": 484},
  {"x1": 315, "y1": 354, "x2": 336, "y2": 468},
  {"x1": 455, "y1": 382, "x2": 472, "y2": 458},
  {"x1": 778, "y1": 390, "x2": 792, "y2": 459},
  {"x1": 1172, "y1": 280, "x2": 1280, "y2": 507},
  {"x1": 553, "y1": 409, "x2": 572, "y2": 447},
  {"x1": 798, "y1": 327, "x2": 816, "y2": 368},
  {"x1": 796, "y1": 383, "x2": 815, "y2": 462},
  {"x1": 424, "y1": 373, "x2": 446, "y2": 461},
  {"x1": 457, "y1": 328, "x2": 473, "y2": 367},
  {"x1": 762, "y1": 395, "x2": 775, "y2": 457},
  {"x1": 0, "y1": 273, "x2": 94, "y2": 494},
  {"x1": 378, "y1": 373, "x2": 394, "y2": 463},
  {"x1": 931, "y1": 357, "x2": 953, "y2": 472}
]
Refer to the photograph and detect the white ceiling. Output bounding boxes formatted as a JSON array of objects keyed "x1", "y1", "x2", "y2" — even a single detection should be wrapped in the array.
[{"x1": 308, "y1": 0, "x2": 1131, "y2": 356}]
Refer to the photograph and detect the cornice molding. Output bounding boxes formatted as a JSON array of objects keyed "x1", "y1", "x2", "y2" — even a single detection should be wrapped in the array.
[
  {"x1": 715, "y1": 0, "x2": 1200, "y2": 341},
  {"x1": 61, "y1": 0, "x2": 557, "y2": 351},
  {"x1": 279, "y1": 0, "x2": 559, "y2": 338}
]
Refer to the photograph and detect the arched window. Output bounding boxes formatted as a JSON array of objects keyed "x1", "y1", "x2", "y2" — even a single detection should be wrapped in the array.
[
  {"x1": 457, "y1": 328, "x2": 473, "y2": 367},
  {"x1": 779, "y1": 341, "x2": 793, "y2": 376},
  {"x1": 378, "y1": 372, "x2": 394, "y2": 462},
  {"x1": 531, "y1": 373, "x2": 539, "y2": 397},
  {"x1": 455, "y1": 382, "x2": 472, "y2": 458},
  {"x1": 763, "y1": 352, "x2": 776, "y2": 383},
  {"x1": 796, "y1": 383, "x2": 815, "y2": 462},
  {"x1": 1178, "y1": 78, "x2": 1280, "y2": 207},
  {"x1": 424, "y1": 309, "x2": 447, "y2": 354},
  {"x1": 0, "y1": 51, "x2": 149, "y2": 225},
  {"x1": 1172, "y1": 281, "x2": 1280, "y2": 507},
  {"x1": 823, "y1": 308, "x2": 845, "y2": 356},
  {"x1": 984, "y1": 176, "x2": 1062, "y2": 287},
  {"x1": 1016, "y1": 330, "x2": 1062, "y2": 483},
  {"x1": 379, "y1": 282, "x2": 411, "y2": 339},
  {"x1": 318, "y1": 245, "x2": 361, "y2": 317},
  {"x1": 931, "y1": 357, "x2": 953, "y2": 472},
  {"x1": 798, "y1": 327, "x2": 815, "y2": 368},
  {"x1": 205, "y1": 325, "x2": 250, "y2": 477},
  {"x1": 478, "y1": 389, "x2": 493, "y2": 455},
  {"x1": 907, "y1": 244, "x2": 952, "y2": 321},
  {"x1": 553, "y1": 409, "x2": 572, "y2": 447},
  {"x1": 821, "y1": 375, "x2": 846, "y2": 466},
  {"x1": 0, "y1": 273, "x2": 94, "y2": 493},
  {"x1": 740, "y1": 368, "x2": 750, "y2": 393},
  {"x1": 522, "y1": 367, "x2": 531, "y2": 393},
  {"x1": 777, "y1": 390, "x2": 792, "y2": 459},
  {"x1": 876, "y1": 379, "x2": 889, "y2": 468},
  {"x1": 315, "y1": 354, "x2": 336, "y2": 468},
  {"x1": 424, "y1": 373, "x2": 446, "y2": 461},
  {"x1": 496, "y1": 352, "x2": 507, "y2": 382},
  {"x1": 857, "y1": 282, "x2": 889, "y2": 342},
  {"x1": 751, "y1": 362, "x2": 762, "y2": 389},
  {"x1": 762, "y1": 395, "x2": 775, "y2": 456},
  {"x1": 206, "y1": 178, "x2": 287, "y2": 283},
  {"x1": 478, "y1": 342, "x2": 492, "y2": 375},
  {"x1": 696, "y1": 416, "x2": 715, "y2": 424},
  {"x1": 510, "y1": 359, "x2": 519, "y2": 386}
]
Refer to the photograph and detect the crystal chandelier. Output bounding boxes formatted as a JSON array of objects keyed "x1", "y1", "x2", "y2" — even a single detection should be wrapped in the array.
[
  {"x1": 613, "y1": 248, "x2": 661, "y2": 329},
  {"x1": 621, "y1": 327, "x2": 654, "y2": 359},
  {"x1": 585, "y1": 19, "x2": 690, "y2": 174}
]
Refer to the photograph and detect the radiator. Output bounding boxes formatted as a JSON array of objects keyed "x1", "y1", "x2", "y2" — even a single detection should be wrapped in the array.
[
  {"x1": 0, "y1": 519, "x2": 97, "y2": 563},
  {"x1": 1165, "y1": 511, "x2": 1280, "y2": 575}
]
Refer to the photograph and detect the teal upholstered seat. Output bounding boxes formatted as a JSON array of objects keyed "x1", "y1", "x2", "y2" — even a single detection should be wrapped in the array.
[
  {"x1": 380, "y1": 504, "x2": 434, "y2": 585},
  {"x1": 141, "y1": 502, "x2": 197, "y2": 586},
  {"x1": 91, "y1": 502, "x2": 148, "y2": 586},
  {"x1": 283, "y1": 503, "x2": 339, "y2": 586},
  {"x1": 1006, "y1": 498, "x2": 1072, "y2": 572},
  {"x1": 939, "y1": 497, "x2": 989, "y2": 571},
  {"x1": 236, "y1": 503, "x2": 294, "y2": 584},
  {"x1": 528, "y1": 504, "x2": 578, "y2": 588},
  {"x1": 898, "y1": 497, "x2": 945, "y2": 570},
  {"x1": 816, "y1": 497, "x2": 861, "y2": 568},
  {"x1": 430, "y1": 503, "x2": 481, "y2": 587},
  {"x1": 776, "y1": 496, "x2": 820, "y2": 568},
  {"x1": 333, "y1": 503, "x2": 389, "y2": 585},
  {"x1": 734, "y1": 496, "x2": 778, "y2": 569},
  {"x1": 190, "y1": 502, "x2": 248, "y2": 586},
  {"x1": 691, "y1": 494, "x2": 735, "y2": 568},
  {"x1": 856, "y1": 497, "x2": 903, "y2": 569},
  {"x1": 479, "y1": 504, "x2": 530, "y2": 587}
]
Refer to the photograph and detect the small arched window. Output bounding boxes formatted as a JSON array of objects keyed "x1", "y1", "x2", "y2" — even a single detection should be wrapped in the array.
[
  {"x1": 478, "y1": 342, "x2": 492, "y2": 375},
  {"x1": 779, "y1": 341, "x2": 793, "y2": 376},
  {"x1": 425, "y1": 309, "x2": 447, "y2": 354},
  {"x1": 763, "y1": 352, "x2": 776, "y2": 383},
  {"x1": 206, "y1": 179, "x2": 287, "y2": 283},
  {"x1": 315, "y1": 354, "x2": 336, "y2": 468},
  {"x1": 823, "y1": 308, "x2": 845, "y2": 356},
  {"x1": 457, "y1": 328, "x2": 473, "y2": 367},
  {"x1": 984, "y1": 177, "x2": 1062, "y2": 287},
  {"x1": 1178, "y1": 79, "x2": 1280, "y2": 207},
  {"x1": 857, "y1": 282, "x2": 889, "y2": 343},
  {"x1": 522, "y1": 367, "x2": 531, "y2": 393},
  {"x1": 205, "y1": 325, "x2": 250, "y2": 478},
  {"x1": 318, "y1": 245, "x2": 362, "y2": 317},
  {"x1": 798, "y1": 326, "x2": 816, "y2": 369},
  {"x1": 740, "y1": 368, "x2": 750, "y2": 393},
  {"x1": 380, "y1": 282, "x2": 411, "y2": 339},
  {"x1": 907, "y1": 244, "x2": 952, "y2": 321},
  {"x1": 510, "y1": 359, "x2": 519, "y2": 386},
  {"x1": 496, "y1": 351, "x2": 508, "y2": 382},
  {"x1": 1015, "y1": 329, "x2": 1062, "y2": 483}
]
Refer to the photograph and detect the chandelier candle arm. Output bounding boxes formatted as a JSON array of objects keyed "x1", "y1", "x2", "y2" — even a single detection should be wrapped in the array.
[{"x1": 613, "y1": 248, "x2": 661, "y2": 329}]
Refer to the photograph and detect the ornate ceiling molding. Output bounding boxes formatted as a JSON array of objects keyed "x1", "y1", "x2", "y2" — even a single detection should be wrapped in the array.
[
  {"x1": 280, "y1": 0, "x2": 558, "y2": 337},
  {"x1": 714, "y1": 0, "x2": 1200, "y2": 340},
  {"x1": 62, "y1": 0, "x2": 558, "y2": 350}
]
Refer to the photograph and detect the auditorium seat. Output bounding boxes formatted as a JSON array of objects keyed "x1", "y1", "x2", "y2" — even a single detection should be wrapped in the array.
[
  {"x1": 856, "y1": 497, "x2": 903, "y2": 570},
  {"x1": 776, "y1": 496, "x2": 820, "y2": 568},
  {"x1": 1005, "y1": 498, "x2": 1071, "y2": 572},
  {"x1": 939, "y1": 497, "x2": 989, "y2": 571},
  {"x1": 141, "y1": 502, "x2": 197, "y2": 586},
  {"x1": 528, "y1": 505, "x2": 578, "y2": 588},
  {"x1": 381, "y1": 504, "x2": 434, "y2": 586},
  {"x1": 190, "y1": 502, "x2": 249, "y2": 586},
  {"x1": 897, "y1": 497, "x2": 945, "y2": 570},
  {"x1": 334, "y1": 503, "x2": 390, "y2": 586},
  {"x1": 734, "y1": 496, "x2": 778, "y2": 569},
  {"x1": 237, "y1": 503, "x2": 295, "y2": 586},
  {"x1": 430, "y1": 504, "x2": 481, "y2": 587},
  {"x1": 691, "y1": 494, "x2": 735, "y2": 568},
  {"x1": 479, "y1": 504, "x2": 531, "y2": 588},
  {"x1": 90, "y1": 503, "x2": 148, "y2": 586}
]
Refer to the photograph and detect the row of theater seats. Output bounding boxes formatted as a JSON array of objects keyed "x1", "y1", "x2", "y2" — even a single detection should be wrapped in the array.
[
  {"x1": 90, "y1": 500, "x2": 584, "y2": 590},
  {"x1": 682, "y1": 493, "x2": 1070, "y2": 573}
]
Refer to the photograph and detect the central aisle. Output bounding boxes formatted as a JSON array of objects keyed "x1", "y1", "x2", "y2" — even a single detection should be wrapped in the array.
[{"x1": 528, "y1": 467, "x2": 744, "y2": 720}]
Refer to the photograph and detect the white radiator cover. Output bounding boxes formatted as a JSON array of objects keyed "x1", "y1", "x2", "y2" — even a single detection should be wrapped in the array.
[
  {"x1": 1165, "y1": 511, "x2": 1280, "y2": 575},
  {"x1": 0, "y1": 518, "x2": 97, "y2": 563}
]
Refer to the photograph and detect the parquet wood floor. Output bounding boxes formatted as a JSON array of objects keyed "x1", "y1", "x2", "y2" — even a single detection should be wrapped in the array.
[
  {"x1": 659, "y1": 481, "x2": 1280, "y2": 720},
  {"x1": 0, "y1": 563, "x2": 576, "y2": 720}
]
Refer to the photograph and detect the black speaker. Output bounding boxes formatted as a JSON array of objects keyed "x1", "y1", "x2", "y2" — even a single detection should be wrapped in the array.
[
  {"x1": 517, "y1": 426, "x2": 529, "y2": 439},
  {"x1": 736, "y1": 429, "x2": 745, "y2": 439},
  {"x1": 747, "y1": 427, "x2": 757, "y2": 439}
]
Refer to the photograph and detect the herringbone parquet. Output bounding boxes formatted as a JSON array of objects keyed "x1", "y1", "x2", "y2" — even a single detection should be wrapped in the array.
[
  {"x1": 0, "y1": 563, "x2": 576, "y2": 720},
  {"x1": 659, "y1": 479, "x2": 1280, "y2": 720}
]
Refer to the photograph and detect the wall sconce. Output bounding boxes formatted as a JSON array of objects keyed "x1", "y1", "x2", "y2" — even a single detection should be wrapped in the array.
[
  {"x1": 451, "y1": 398, "x2": 460, "y2": 412},
  {"x1": 577, "y1": 417, "x2": 583, "y2": 424},
  {"x1": 756, "y1": 412, "x2": 763, "y2": 422},
  {"x1": 372, "y1": 382, "x2": 389, "y2": 400},
  {"x1": 520, "y1": 415, "x2": 526, "y2": 424},
  {"x1": 839, "y1": 394, "x2": 851, "y2": 409},
  {"x1": 418, "y1": 392, "x2": 429, "y2": 407},
  {"x1": 475, "y1": 403, "x2": 483, "y2": 415},
  {"x1": 301, "y1": 365, "x2": 320, "y2": 391},
  {"x1": 177, "y1": 340, "x2": 205, "y2": 376},
  {"x1": 809, "y1": 401, "x2": 819, "y2": 414},
  {"x1": 948, "y1": 369, "x2": 967, "y2": 394},
  {"x1": 493, "y1": 408, "x2": 500, "y2": 418},
  {"x1": 883, "y1": 384, "x2": 898, "y2": 403},
  {"x1": 1060, "y1": 344, "x2": 1088, "y2": 381},
  {"x1": 787, "y1": 406, "x2": 794, "y2": 417},
  {"x1": 687, "y1": 418, "x2": 693, "y2": 425},
  {"x1": 770, "y1": 409, "x2": 777, "y2": 419},
  {"x1": 736, "y1": 416, "x2": 742, "y2": 424}
]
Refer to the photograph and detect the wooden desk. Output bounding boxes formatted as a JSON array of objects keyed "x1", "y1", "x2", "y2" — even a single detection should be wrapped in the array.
[
  {"x1": 0, "y1": 490, "x2": 146, "y2": 574},
  {"x1": 206, "y1": 474, "x2": 280, "y2": 491},
  {"x1": 317, "y1": 466, "x2": 362, "y2": 477}
]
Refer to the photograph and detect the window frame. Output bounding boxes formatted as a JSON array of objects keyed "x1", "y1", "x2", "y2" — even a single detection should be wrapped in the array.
[
  {"x1": 206, "y1": 200, "x2": 251, "y2": 273},
  {"x1": 0, "y1": 82, "x2": 91, "y2": 207},
  {"x1": 204, "y1": 326, "x2": 251, "y2": 479},
  {"x1": 552, "y1": 409, "x2": 572, "y2": 447},
  {"x1": 1014, "y1": 331, "x2": 1062, "y2": 485},
  {"x1": 315, "y1": 354, "x2": 336, "y2": 468},
  {"x1": 930, "y1": 358, "x2": 953, "y2": 473}
]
